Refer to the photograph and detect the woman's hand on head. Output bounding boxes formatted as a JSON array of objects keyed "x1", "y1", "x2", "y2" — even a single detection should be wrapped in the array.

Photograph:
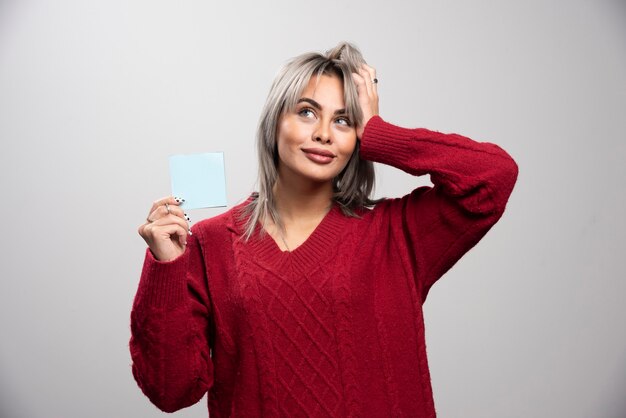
[
  {"x1": 138, "y1": 196, "x2": 191, "y2": 262},
  {"x1": 352, "y1": 63, "x2": 379, "y2": 139}
]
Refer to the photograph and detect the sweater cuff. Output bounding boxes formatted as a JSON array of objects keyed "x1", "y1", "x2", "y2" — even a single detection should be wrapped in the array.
[
  {"x1": 359, "y1": 115, "x2": 425, "y2": 170},
  {"x1": 135, "y1": 247, "x2": 190, "y2": 309}
]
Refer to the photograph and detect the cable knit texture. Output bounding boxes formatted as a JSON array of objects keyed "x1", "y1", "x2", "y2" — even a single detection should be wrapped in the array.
[{"x1": 129, "y1": 115, "x2": 519, "y2": 417}]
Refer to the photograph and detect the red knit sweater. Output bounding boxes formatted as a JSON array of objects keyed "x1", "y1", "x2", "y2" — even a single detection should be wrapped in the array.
[{"x1": 129, "y1": 115, "x2": 518, "y2": 417}]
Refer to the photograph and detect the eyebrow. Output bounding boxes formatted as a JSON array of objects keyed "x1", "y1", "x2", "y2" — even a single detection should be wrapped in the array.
[{"x1": 297, "y1": 98, "x2": 347, "y2": 116}]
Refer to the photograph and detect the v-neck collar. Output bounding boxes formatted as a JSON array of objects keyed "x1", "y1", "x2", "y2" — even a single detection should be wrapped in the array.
[{"x1": 228, "y1": 196, "x2": 347, "y2": 273}]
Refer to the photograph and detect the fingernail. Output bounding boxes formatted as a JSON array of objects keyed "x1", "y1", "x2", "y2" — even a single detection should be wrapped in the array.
[
  {"x1": 174, "y1": 196, "x2": 186, "y2": 203},
  {"x1": 184, "y1": 213, "x2": 190, "y2": 222},
  {"x1": 188, "y1": 229, "x2": 193, "y2": 236}
]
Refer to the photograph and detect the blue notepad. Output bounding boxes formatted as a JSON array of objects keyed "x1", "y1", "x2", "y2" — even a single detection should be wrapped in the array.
[{"x1": 169, "y1": 152, "x2": 227, "y2": 209}]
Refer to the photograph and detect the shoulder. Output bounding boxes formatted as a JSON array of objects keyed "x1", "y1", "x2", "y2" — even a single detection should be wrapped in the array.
[
  {"x1": 190, "y1": 197, "x2": 252, "y2": 243},
  {"x1": 193, "y1": 211, "x2": 231, "y2": 234},
  {"x1": 361, "y1": 186, "x2": 433, "y2": 220}
]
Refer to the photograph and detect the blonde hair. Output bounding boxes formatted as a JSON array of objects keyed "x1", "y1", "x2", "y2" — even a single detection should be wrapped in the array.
[{"x1": 241, "y1": 41, "x2": 381, "y2": 240}]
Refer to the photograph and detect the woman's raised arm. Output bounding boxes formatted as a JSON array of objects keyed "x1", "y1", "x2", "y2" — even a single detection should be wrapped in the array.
[{"x1": 359, "y1": 115, "x2": 519, "y2": 301}]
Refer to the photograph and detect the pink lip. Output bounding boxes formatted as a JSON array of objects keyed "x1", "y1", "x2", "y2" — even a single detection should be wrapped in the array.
[
  {"x1": 302, "y1": 148, "x2": 335, "y2": 164},
  {"x1": 301, "y1": 148, "x2": 336, "y2": 158}
]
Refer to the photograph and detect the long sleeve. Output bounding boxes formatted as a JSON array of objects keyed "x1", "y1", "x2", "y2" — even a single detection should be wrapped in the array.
[
  {"x1": 359, "y1": 115, "x2": 518, "y2": 301},
  {"x1": 129, "y1": 225, "x2": 214, "y2": 412}
]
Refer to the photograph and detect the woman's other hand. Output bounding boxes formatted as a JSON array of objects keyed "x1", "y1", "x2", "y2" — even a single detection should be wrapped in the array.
[
  {"x1": 138, "y1": 196, "x2": 191, "y2": 262},
  {"x1": 352, "y1": 63, "x2": 379, "y2": 139}
]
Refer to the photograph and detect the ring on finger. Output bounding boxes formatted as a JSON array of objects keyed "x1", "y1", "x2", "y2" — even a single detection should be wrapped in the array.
[{"x1": 165, "y1": 203, "x2": 170, "y2": 215}]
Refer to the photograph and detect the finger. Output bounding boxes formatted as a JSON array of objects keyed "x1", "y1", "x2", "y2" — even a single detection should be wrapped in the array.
[
  {"x1": 361, "y1": 63, "x2": 377, "y2": 83},
  {"x1": 351, "y1": 71, "x2": 366, "y2": 93},
  {"x1": 351, "y1": 72, "x2": 370, "y2": 105},
  {"x1": 361, "y1": 63, "x2": 378, "y2": 96},
  {"x1": 147, "y1": 195, "x2": 186, "y2": 219},
  {"x1": 146, "y1": 198, "x2": 191, "y2": 223},
  {"x1": 358, "y1": 67, "x2": 373, "y2": 99},
  {"x1": 151, "y1": 213, "x2": 191, "y2": 233},
  {"x1": 351, "y1": 71, "x2": 371, "y2": 115},
  {"x1": 360, "y1": 64, "x2": 380, "y2": 116},
  {"x1": 163, "y1": 203, "x2": 191, "y2": 223},
  {"x1": 152, "y1": 223, "x2": 189, "y2": 246},
  {"x1": 146, "y1": 204, "x2": 170, "y2": 224},
  {"x1": 147, "y1": 200, "x2": 190, "y2": 224}
]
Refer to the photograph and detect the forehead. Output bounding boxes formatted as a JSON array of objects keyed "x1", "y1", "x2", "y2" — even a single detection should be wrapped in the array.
[{"x1": 300, "y1": 74, "x2": 345, "y2": 106}]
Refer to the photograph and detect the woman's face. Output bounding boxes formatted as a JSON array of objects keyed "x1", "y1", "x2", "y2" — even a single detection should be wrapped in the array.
[{"x1": 276, "y1": 74, "x2": 357, "y2": 184}]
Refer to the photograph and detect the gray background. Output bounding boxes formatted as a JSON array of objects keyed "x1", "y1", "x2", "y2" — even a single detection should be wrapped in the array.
[{"x1": 1, "y1": 0, "x2": 624, "y2": 417}]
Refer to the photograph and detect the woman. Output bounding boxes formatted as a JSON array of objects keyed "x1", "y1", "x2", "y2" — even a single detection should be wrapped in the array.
[{"x1": 131, "y1": 42, "x2": 518, "y2": 417}]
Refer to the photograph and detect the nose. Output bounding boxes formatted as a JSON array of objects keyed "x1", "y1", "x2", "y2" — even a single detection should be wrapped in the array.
[{"x1": 313, "y1": 122, "x2": 332, "y2": 144}]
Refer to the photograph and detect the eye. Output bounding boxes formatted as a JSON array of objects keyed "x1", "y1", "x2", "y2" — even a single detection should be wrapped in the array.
[
  {"x1": 298, "y1": 108, "x2": 315, "y2": 118},
  {"x1": 336, "y1": 116, "x2": 352, "y2": 126}
]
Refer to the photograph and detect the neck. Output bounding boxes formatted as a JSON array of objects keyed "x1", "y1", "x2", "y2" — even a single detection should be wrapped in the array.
[{"x1": 271, "y1": 169, "x2": 333, "y2": 224}]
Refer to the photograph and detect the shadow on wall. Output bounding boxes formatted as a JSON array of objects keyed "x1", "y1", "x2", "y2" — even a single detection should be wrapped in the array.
[{"x1": 597, "y1": 357, "x2": 626, "y2": 418}]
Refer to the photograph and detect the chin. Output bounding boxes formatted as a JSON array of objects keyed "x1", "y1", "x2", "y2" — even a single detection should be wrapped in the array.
[
  {"x1": 301, "y1": 171, "x2": 338, "y2": 184},
  {"x1": 304, "y1": 164, "x2": 346, "y2": 182}
]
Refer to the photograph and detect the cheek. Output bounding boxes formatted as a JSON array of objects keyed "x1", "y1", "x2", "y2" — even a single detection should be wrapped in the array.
[
  {"x1": 278, "y1": 120, "x2": 306, "y2": 149},
  {"x1": 337, "y1": 135, "x2": 357, "y2": 160},
  {"x1": 275, "y1": 122, "x2": 292, "y2": 158},
  {"x1": 275, "y1": 138, "x2": 293, "y2": 169}
]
